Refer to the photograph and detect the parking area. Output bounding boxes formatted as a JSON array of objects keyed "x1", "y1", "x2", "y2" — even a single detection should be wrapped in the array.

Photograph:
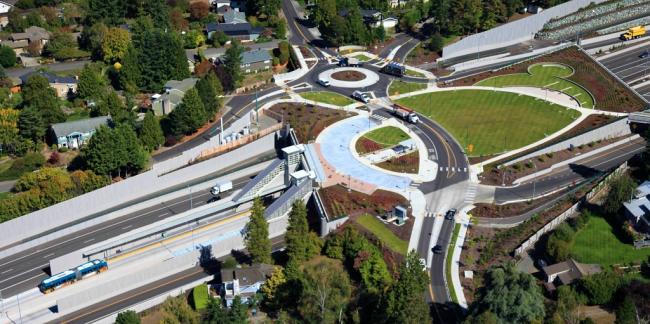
[{"x1": 599, "y1": 45, "x2": 650, "y2": 101}]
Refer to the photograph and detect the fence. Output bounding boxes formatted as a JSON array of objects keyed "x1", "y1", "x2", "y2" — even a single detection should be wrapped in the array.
[
  {"x1": 442, "y1": 0, "x2": 609, "y2": 60},
  {"x1": 194, "y1": 123, "x2": 282, "y2": 162},
  {"x1": 514, "y1": 161, "x2": 628, "y2": 255}
]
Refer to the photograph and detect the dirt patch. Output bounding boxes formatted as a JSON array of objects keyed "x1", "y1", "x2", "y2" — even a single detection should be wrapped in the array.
[
  {"x1": 331, "y1": 70, "x2": 366, "y2": 81},
  {"x1": 376, "y1": 151, "x2": 419, "y2": 174},
  {"x1": 441, "y1": 47, "x2": 646, "y2": 112},
  {"x1": 480, "y1": 135, "x2": 628, "y2": 186},
  {"x1": 267, "y1": 102, "x2": 356, "y2": 143}
]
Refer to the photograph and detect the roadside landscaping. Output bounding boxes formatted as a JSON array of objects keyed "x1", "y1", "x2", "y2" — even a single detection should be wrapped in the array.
[
  {"x1": 444, "y1": 46, "x2": 646, "y2": 112},
  {"x1": 267, "y1": 102, "x2": 355, "y2": 142},
  {"x1": 355, "y1": 126, "x2": 410, "y2": 154},
  {"x1": 300, "y1": 91, "x2": 355, "y2": 106},
  {"x1": 474, "y1": 63, "x2": 595, "y2": 108},
  {"x1": 376, "y1": 151, "x2": 419, "y2": 174},
  {"x1": 388, "y1": 80, "x2": 427, "y2": 96},
  {"x1": 396, "y1": 90, "x2": 581, "y2": 157},
  {"x1": 353, "y1": 54, "x2": 373, "y2": 61},
  {"x1": 318, "y1": 184, "x2": 409, "y2": 219},
  {"x1": 405, "y1": 69, "x2": 425, "y2": 78},
  {"x1": 446, "y1": 223, "x2": 461, "y2": 303},
  {"x1": 356, "y1": 214, "x2": 408, "y2": 254}
]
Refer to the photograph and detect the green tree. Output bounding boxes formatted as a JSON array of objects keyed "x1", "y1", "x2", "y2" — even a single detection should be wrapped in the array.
[
  {"x1": 546, "y1": 223, "x2": 575, "y2": 262},
  {"x1": 428, "y1": 33, "x2": 445, "y2": 52},
  {"x1": 384, "y1": 251, "x2": 431, "y2": 324},
  {"x1": 18, "y1": 106, "x2": 45, "y2": 142},
  {"x1": 470, "y1": 262, "x2": 545, "y2": 323},
  {"x1": 275, "y1": 18, "x2": 287, "y2": 39},
  {"x1": 118, "y1": 44, "x2": 141, "y2": 92},
  {"x1": 83, "y1": 125, "x2": 147, "y2": 177},
  {"x1": 203, "y1": 296, "x2": 228, "y2": 324},
  {"x1": 578, "y1": 271, "x2": 621, "y2": 305},
  {"x1": 22, "y1": 74, "x2": 64, "y2": 125},
  {"x1": 139, "y1": 111, "x2": 164, "y2": 151},
  {"x1": 136, "y1": 29, "x2": 189, "y2": 91},
  {"x1": 77, "y1": 62, "x2": 107, "y2": 100},
  {"x1": 140, "y1": 0, "x2": 171, "y2": 29},
  {"x1": 79, "y1": 22, "x2": 109, "y2": 60},
  {"x1": 115, "y1": 310, "x2": 141, "y2": 324},
  {"x1": 551, "y1": 285, "x2": 583, "y2": 324},
  {"x1": 615, "y1": 295, "x2": 637, "y2": 324},
  {"x1": 604, "y1": 173, "x2": 637, "y2": 215},
  {"x1": 356, "y1": 248, "x2": 392, "y2": 294},
  {"x1": 244, "y1": 197, "x2": 272, "y2": 264},
  {"x1": 160, "y1": 295, "x2": 200, "y2": 324},
  {"x1": 260, "y1": 266, "x2": 286, "y2": 310},
  {"x1": 222, "y1": 40, "x2": 244, "y2": 91},
  {"x1": 227, "y1": 296, "x2": 248, "y2": 324},
  {"x1": 0, "y1": 45, "x2": 16, "y2": 68},
  {"x1": 195, "y1": 71, "x2": 222, "y2": 118},
  {"x1": 168, "y1": 88, "x2": 206, "y2": 136},
  {"x1": 101, "y1": 27, "x2": 131, "y2": 63},
  {"x1": 298, "y1": 257, "x2": 352, "y2": 323},
  {"x1": 285, "y1": 201, "x2": 322, "y2": 263}
]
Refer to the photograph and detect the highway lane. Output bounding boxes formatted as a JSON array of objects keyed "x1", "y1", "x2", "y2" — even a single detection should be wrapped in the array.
[
  {"x1": 49, "y1": 237, "x2": 286, "y2": 324},
  {"x1": 0, "y1": 166, "x2": 269, "y2": 297},
  {"x1": 494, "y1": 137, "x2": 646, "y2": 204},
  {"x1": 600, "y1": 45, "x2": 650, "y2": 84}
]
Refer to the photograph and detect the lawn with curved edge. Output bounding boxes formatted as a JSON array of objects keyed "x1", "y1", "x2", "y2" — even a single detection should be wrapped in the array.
[
  {"x1": 389, "y1": 80, "x2": 427, "y2": 96},
  {"x1": 474, "y1": 63, "x2": 595, "y2": 108},
  {"x1": 300, "y1": 91, "x2": 355, "y2": 106},
  {"x1": 396, "y1": 90, "x2": 581, "y2": 157},
  {"x1": 363, "y1": 126, "x2": 410, "y2": 146}
]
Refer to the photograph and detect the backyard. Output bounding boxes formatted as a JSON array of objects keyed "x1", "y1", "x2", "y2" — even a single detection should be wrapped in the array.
[
  {"x1": 300, "y1": 91, "x2": 355, "y2": 106},
  {"x1": 388, "y1": 80, "x2": 427, "y2": 96},
  {"x1": 474, "y1": 63, "x2": 595, "y2": 108},
  {"x1": 570, "y1": 215, "x2": 650, "y2": 267},
  {"x1": 396, "y1": 90, "x2": 581, "y2": 157},
  {"x1": 355, "y1": 126, "x2": 410, "y2": 154}
]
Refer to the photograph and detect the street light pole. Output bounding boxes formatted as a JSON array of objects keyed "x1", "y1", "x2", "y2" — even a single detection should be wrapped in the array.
[{"x1": 530, "y1": 159, "x2": 537, "y2": 200}]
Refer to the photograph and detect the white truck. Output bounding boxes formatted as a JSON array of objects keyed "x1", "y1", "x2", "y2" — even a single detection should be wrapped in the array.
[
  {"x1": 392, "y1": 104, "x2": 419, "y2": 124},
  {"x1": 210, "y1": 180, "x2": 233, "y2": 197}
]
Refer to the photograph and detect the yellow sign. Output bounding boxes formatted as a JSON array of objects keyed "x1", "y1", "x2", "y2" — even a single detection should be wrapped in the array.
[{"x1": 467, "y1": 144, "x2": 474, "y2": 153}]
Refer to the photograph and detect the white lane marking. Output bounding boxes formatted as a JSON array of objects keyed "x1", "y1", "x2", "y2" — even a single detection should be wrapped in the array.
[
  {"x1": 122, "y1": 225, "x2": 133, "y2": 230},
  {"x1": 158, "y1": 212, "x2": 170, "y2": 218},
  {"x1": 0, "y1": 272, "x2": 47, "y2": 291},
  {"x1": 1, "y1": 268, "x2": 13, "y2": 274},
  {"x1": 42, "y1": 253, "x2": 54, "y2": 259},
  {"x1": 0, "y1": 262, "x2": 48, "y2": 285},
  {"x1": 83, "y1": 238, "x2": 95, "y2": 244}
]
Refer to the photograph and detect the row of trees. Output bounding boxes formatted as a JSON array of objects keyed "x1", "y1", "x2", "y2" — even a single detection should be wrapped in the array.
[{"x1": 310, "y1": 0, "x2": 387, "y2": 46}]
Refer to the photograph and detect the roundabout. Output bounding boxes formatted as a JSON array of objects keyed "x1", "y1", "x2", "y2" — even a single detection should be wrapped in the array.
[{"x1": 318, "y1": 67, "x2": 380, "y2": 88}]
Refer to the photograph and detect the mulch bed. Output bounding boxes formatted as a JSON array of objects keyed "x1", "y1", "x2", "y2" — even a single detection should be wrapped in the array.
[
  {"x1": 471, "y1": 189, "x2": 566, "y2": 218},
  {"x1": 267, "y1": 102, "x2": 356, "y2": 143},
  {"x1": 299, "y1": 46, "x2": 315, "y2": 59},
  {"x1": 319, "y1": 184, "x2": 409, "y2": 222},
  {"x1": 405, "y1": 45, "x2": 440, "y2": 66},
  {"x1": 376, "y1": 151, "x2": 419, "y2": 174},
  {"x1": 440, "y1": 46, "x2": 646, "y2": 112},
  {"x1": 355, "y1": 137, "x2": 385, "y2": 155},
  {"x1": 331, "y1": 70, "x2": 366, "y2": 81},
  {"x1": 480, "y1": 135, "x2": 627, "y2": 186}
]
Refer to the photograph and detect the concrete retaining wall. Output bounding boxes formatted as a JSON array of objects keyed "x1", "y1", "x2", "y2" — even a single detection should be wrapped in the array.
[
  {"x1": 442, "y1": 0, "x2": 608, "y2": 60},
  {"x1": 503, "y1": 118, "x2": 631, "y2": 167},
  {"x1": 0, "y1": 133, "x2": 277, "y2": 254}
]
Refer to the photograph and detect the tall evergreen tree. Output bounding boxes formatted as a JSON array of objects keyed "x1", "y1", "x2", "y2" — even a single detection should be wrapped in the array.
[
  {"x1": 78, "y1": 62, "x2": 107, "y2": 100},
  {"x1": 119, "y1": 44, "x2": 141, "y2": 92},
  {"x1": 244, "y1": 197, "x2": 272, "y2": 264},
  {"x1": 115, "y1": 310, "x2": 140, "y2": 324},
  {"x1": 140, "y1": 0, "x2": 171, "y2": 30},
  {"x1": 285, "y1": 201, "x2": 321, "y2": 263},
  {"x1": 227, "y1": 296, "x2": 248, "y2": 324},
  {"x1": 195, "y1": 71, "x2": 222, "y2": 118},
  {"x1": 168, "y1": 88, "x2": 206, "y2": 136},
  {"x1": 22, "y1": 75, "x2": 64, "y2": 125},
  {"x1": 18, "y1": 106, "x2": 45, "y2": 142},
  {"x1": 139, "y1": 111, "x2": 164, "y2": 151},
  {"x1": 384, "y1": 251, "x2": 431, "y2": 324},
  {"x1": 222, "y1": 40, "x2": 244, "y2": 91}
]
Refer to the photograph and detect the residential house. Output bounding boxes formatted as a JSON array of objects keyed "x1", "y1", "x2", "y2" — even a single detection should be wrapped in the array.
[
  {"x1": 213, "y1": 0, "x2": 230, "y2": 8},
  {"x1": 219, "y1": 264, "x2": 275, "y2": 307},
  {"x1": 376, "y1": 16, "x2": 398, "y2": 29},
  {"x1": 624, "y1": 180, "x2": 650, "y2": 234},
  {"x1": 337, "y1": 9, "x2": 396, "y2": 28},
  {"x1": 50, "y1": 116, "x2": 111, "y2": 149},
  {"x1": 10, "y1": 26, "x2": 51, "y2": 54},
  {"x1": 0, "y1": 39, "x2": 28, "y2": 55},
  {"x1": 0, "y1": 0, "x2": 16, "y2": 14},
  {"x1": 206, "y1": 22, "x2": 262, "y2": 41},
  {"x1": 240, "y1": 49, "x2": 272, "y2": 73},
  {"x1": 20, "y1": 71, "x2": 78, "y2": 98},
  {"x1": 217, "y1": 4, "x2": 234, "y2": 15},
  {"x1": 542, "y1": 258, "x2": 601, "y2": 290},
  {"x1": 151, "y1": 78, "x2": 199, "y2": 116},
  {"x1": 223, "y1": 10, "x2": 246, "y2": 24}
]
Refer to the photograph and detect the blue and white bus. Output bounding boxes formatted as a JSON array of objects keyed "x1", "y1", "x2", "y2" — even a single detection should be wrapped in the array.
[{"x1": 39, "y1": 259, "x2": 108, "y2": 294}]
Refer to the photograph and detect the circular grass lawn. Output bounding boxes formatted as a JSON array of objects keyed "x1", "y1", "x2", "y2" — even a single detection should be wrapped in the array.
[{"x1": 395, "y1": 89, "x2": 581, "y2": 157}]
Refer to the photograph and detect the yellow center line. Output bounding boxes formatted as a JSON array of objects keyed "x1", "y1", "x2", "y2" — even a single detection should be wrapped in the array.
[{"x1": 418, "y1": 120, "x2": 457, "y2": 178}]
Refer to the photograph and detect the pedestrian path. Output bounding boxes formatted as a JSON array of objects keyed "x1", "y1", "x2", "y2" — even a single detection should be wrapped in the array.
[{"x1": 464, "y1": 182, "x2": 478, "y2": 204}]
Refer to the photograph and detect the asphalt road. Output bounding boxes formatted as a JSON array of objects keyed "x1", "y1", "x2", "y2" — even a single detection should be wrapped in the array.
[
  {"x1": 0, "y1": 169, "x2": 265, "y2": 297},
  {"x1": 600, "y1": 46, "x2": 650, "y2": 84},
  {"x1": 6, "y1": 60, "x2": 90, "y2": 79},
  {"x1": 50, "y1": 237, "x2": 286, "y2": 324}
]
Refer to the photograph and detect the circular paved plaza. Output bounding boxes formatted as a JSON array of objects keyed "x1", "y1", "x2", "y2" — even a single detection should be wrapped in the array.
[{"x1": 318, "y1": 67, "x2": 380, "y2": 88}]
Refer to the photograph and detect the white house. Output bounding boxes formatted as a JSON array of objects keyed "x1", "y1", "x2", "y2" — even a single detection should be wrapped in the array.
[
  {"x1": 219, "y1": 264, "x2": 274, "y2": 307},
  {"x1": 0, "y1": 0, "x2": 16, "y2": 14},
  {"x1": 375, "y1": 16, "x2": 398, "y2": 29},
  {"x1": 624, "y1": 180, "x2": 650, "y2": 234}
]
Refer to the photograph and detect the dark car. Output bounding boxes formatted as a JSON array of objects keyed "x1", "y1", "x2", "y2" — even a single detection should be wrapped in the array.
[
  {"x1": 445, "y1": 208, "x2": 457, "y2": 220},
  {"x1": 432, "y1": 245, "x2": 443, "y2": 254},
  {"x1": 640, "y1": 50, "x2": 650, "y2": 58}
]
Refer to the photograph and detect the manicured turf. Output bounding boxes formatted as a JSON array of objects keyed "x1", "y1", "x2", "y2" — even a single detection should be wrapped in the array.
[
  {"x1": 354, "y1": 54, "x2": 373, "y2": 61},
  {"x1": 571, "y1": 215, "x2": 650, "y2": 267},
  {"x1": 191, "y1": 284, "x2": 209, "y2": 310},
  {"x1": 475, "y1": 63, "x2": 595, "y2": 108},
  {"x1": 301, "y1": 91, "x2": 355, "y2": 106},
  {"x1": 396, "y1": 90, "x2": 581, "y2": 156},
  {"x1": 446, "y1": 223, "x2": 461, "y2": 303},
  {"x1": 405, "y1": 69, "x2": 425, "y2": 77},
  {"x1": 356, "y1": 214, "x2": 408, "y2": 254},
  {"x1": 388, "y1": 80, "x2": 427, "y2": 96},
  {"x1": 363, "y1": 126, "x2": 410, "y2": 146}
]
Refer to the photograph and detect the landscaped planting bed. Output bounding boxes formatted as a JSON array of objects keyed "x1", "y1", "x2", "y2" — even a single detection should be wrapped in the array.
[
  {"x1": 396, "y1": 90, "x2": 580, "y2": 157},
  {"x1": 443, "y1": 46, "x2": 646, "y2": 112},
  {"x1": 319, "y1": 184, "x2": 408, "y2": 220},
  {"x1": 354, "y1": 126, "x2": 410, "y2": 154},
  {"x1": 376, "y1": 151, "x2": 419, "y2": 174},
  {"x1": 331, "y1": 70, "x2": 366, "y2": 81},
  {"x1": 355, "y1": 137, "x2": 387, "y2": 154},
  {"x1": 267, "y1": 102, "x2": 355, "y2": 142}
]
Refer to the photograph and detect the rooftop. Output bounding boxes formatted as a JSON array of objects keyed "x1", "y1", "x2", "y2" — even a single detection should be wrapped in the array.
[
  {"x1": 51, "y1": 116, "x2": 111, "y2": 138},
  {"x1": 19, "y1": 71, "x2": 77, "y2": 85},
  {"x1": 11, "y1": 26, "x2": 50, "y2": 42},
  {"x1": 543, "y1": 258, "x2": 601, "y2": 286},
  {"x1": 223, "y1": 10, "x2": 246, "y2": 24},
  {"x1": 163, "y1": 77, "x2": 199, "y2": 92},
  {"x1": 220, "y1": 263, "x2": 275, "y2": 286},
  {"x1": 241, "y1": 49, "x2": 272, "y2": 65}
]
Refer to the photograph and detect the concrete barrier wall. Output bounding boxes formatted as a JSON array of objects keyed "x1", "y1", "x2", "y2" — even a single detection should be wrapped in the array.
[
  {"x1": 0, "y1": 133, "x2": 277, "y2": 252},
  {"x1": 502, "y1": 118, "x2": 631, "y2": 167},
  {"x1": 442, "y1": 0, "x2": 608, "y2": 60}
]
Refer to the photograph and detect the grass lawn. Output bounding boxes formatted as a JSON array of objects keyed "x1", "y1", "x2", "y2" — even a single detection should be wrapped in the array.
[
  {"x1": 389, "y1": 80, "x2": 427, "y2": 96},
  {"x1": 363, "y1": 126, "x2": 410, "y2": 146},
  {"x1": 405, "y1": 69, "x2": 425, "y2": 78},
  {"x1": 191, "y1": 284, "x2": 209, "y2": 310},
  {"x1": 474, "y1": 63, "x2": 595, "y2": 108},
  {"x1": 354, "y1": 54, "x2": 373, "y2": 61},
  {"x1": 396, "y1": 90, "x2": 581, "y2": 157},
  {"x1": 446, "y1": 223, "x2": 461, "y2": 303},
  {"x1": 301, "y1": 91, "x2": 355, "y2": 106},
  {"x1": 0, "y1": 192, "x2": 12, "y2": 201},
  {"x1": 356, "y1": 214, "x2": 408, "y2": 254},
  {"x1": 571, "y1": 215, "x2": 650, "y2": 267},
  {"x1": 66, "y1": 108, "x2": 90, "y2": 122}
]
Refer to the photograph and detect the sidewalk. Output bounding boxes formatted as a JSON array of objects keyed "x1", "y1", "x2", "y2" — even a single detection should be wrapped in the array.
[{"x1": 450, "y1": 206, "x2": 472, "y2": 309}]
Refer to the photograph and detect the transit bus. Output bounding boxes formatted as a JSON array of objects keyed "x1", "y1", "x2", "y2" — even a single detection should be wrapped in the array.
[{"x1": 38, "y1": 259, "x2": 108, "y2": 294}]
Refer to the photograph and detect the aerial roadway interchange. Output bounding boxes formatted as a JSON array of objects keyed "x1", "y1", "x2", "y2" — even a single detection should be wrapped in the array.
[{"x1": 0, "y1": 1, "x2": 649, "y2": 323}]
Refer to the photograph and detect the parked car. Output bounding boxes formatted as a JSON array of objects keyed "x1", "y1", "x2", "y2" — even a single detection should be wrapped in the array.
[
  {"x1": 352, "y1": 90, "x2": 370, "y2": 103},
  {"x1": 640, "y1": 50, "x2": 650, "y2": 58},
  {"x1": 445, "y1": 208, "x2": 457, "y2": 220},
  {"x1": 432, "y1": 245, "x2": 443, "y2": 254},
  {"x1": 318, "y1": 78, "x2": 330, "y2": 87}
]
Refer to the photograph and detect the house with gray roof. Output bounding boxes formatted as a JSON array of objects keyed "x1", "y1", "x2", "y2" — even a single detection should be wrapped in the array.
[
  {"x1": 0, "y1": 0, "x2": 17, "y2": 14},
  {"x1": 223, "y1": 10, "x2": 246, "y2": 24},
  {"x1": 10, "y1": 26, "x2": 51, "y2": 54},
  {"x1": 50, "y1": 116, "x2": 111, "y2": 149},
  {"x1": 151, "y1": 78, "x2": 199, "y2": 116},
  {"x1": 219, "y1": 263, "x2": 274, "y2": 307},
  {"x1": 624, "y1": 180, "x2": 650, "y2": 234},
  {"x1": 240, "y1": 49, "x2": 272, "y2": 73},
  {"x1": 206, "y1": 22, "x2": 262, "y2": 42},
  {"x1": 20, "y1": 71, "x2": 78, "y2": 98},
  {"x1": 542, "y1": 258, "x2": 601, "y2": 291}
]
